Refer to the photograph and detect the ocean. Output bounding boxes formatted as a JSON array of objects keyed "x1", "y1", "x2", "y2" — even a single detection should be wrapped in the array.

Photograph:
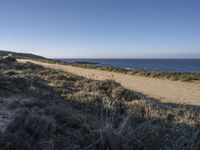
[{"x1": 59, "y1": 59, "x2": 200, "y2": 73}]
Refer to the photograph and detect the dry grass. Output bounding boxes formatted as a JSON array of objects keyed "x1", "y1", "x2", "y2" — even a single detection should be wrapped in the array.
[{"x1": 1, "y1": 57, "x2": 200, "y2": 150}]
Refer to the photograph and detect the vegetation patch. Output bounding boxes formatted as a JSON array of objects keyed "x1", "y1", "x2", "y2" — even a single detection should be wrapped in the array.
[{"x1": 1, "y1": 55, "x2": 200, "y2": 149}]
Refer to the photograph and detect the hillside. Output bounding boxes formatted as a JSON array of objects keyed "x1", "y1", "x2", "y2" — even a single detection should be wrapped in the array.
[
  {"x1": 0, "y1": 50, "x2": 47, "y2": 60},
  {"x1": 0, "y1": 53, "x2": 200, "y2": 150}
]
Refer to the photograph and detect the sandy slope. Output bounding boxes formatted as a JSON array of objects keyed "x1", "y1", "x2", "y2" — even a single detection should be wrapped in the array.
[{"x1": 18, "y1": 59, "x2": 200, "y2": 106}]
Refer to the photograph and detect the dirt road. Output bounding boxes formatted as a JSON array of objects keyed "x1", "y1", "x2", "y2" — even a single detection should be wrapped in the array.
[{"x1": 18, "y1": 59, "x2": 200, "y2": 106}]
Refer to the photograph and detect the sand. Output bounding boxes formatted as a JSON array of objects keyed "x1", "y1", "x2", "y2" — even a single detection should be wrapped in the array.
[{"x1": 18, "y1": 59, "x2": 200, "y2": 106}]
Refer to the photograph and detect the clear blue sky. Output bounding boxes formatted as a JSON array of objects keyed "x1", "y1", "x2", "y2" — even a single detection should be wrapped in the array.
[{"x1": 0, "y1": 0, "x2": 200, "y2": 58}]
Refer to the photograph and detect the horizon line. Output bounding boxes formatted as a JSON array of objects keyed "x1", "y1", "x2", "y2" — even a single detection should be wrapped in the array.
[
  {"x1": 53, "y1": 57, "x2": 200, "y2": 59},
  {"x1": 1, "y1": 49, "x2": 200, "y2": 59}
]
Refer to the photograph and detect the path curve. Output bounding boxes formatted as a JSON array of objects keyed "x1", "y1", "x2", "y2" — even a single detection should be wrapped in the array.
[{"x1": 18, "y1": 59, "x2": 200, "y2": 106}]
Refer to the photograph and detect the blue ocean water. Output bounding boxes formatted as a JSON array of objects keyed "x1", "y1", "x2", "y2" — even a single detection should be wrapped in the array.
[{"x1": 59, "y1": 59, "x2": 200, "y2": 73}]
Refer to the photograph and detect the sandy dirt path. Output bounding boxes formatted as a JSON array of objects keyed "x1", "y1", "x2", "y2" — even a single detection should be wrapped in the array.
[{"x1": 18, "y1": 59, "x2": 200, "y2": 106}]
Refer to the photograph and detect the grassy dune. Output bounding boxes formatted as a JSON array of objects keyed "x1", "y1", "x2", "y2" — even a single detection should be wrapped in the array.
[
  {"x1": 19, "y1": 59, "x2": 200, "y2": 106},
  {"x1": 20, "y1": 56, "x2": 200, "y2": 82},
  {"x1": 70, "y1": 62, "x2": 200, "y2": 82},
  {"x1": 0, "y1": 55, "x2": 200, "y2": 150},
  {"x1": 19, "y1": 58, "x2": 200, "y2": 82}
]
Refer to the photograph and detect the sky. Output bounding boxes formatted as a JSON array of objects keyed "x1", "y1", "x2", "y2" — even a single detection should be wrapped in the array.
[{"x1": 0, "y1": 0, "x2": 200, "y2": 58}]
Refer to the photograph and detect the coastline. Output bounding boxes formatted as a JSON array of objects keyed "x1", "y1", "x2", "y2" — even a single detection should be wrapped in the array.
[
  {"x1": 58, "y1": 59, "x2": 200, "y2": 82},
  {"x1": 26, "y1": 57, "x2": 200, "y2": 82},
  {"x1": 18, "y1": 59, "x2": 200, "y2": 106}
]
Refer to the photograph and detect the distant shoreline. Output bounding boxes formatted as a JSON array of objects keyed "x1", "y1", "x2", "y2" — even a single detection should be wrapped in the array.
[
  {"x1": 49, "y1": 58, "x2": 200, "y2": 82},
  {"x1": 57, "y1": 58, "x2": 200, "y2": 73}
]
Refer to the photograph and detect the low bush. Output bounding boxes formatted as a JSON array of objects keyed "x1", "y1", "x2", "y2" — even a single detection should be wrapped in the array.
[
  {"x1": 3, "y1": 108, "x2": 56, "y2": 150},
  {"x1": 2, "y1": 55, "x2": 17, "y2": 63},
  {"x1": 111, "y1": 86, "x2": 140, "y2": 101}
]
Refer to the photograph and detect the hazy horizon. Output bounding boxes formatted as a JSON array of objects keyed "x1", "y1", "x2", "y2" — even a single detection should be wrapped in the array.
[
  {"x1": 1, "y1": 49, "x2": 200, "y2": 59},
  {"x1": 1, "y1": 0, "x2": 200, "y2": 58}
]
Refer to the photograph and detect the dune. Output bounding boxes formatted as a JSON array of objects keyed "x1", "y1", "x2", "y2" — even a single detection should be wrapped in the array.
[{"x1": 18, "y1": 59, "x2": 200, "y2": 106}]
